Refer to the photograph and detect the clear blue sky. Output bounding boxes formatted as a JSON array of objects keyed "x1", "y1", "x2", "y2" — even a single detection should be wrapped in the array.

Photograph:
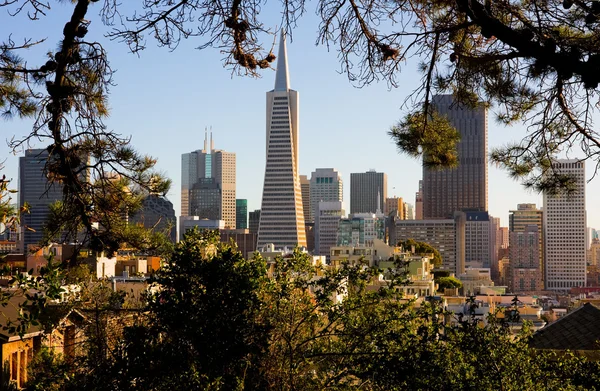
[{"x1": 1, "y1": 2, "x2": 596, "y2": 228}]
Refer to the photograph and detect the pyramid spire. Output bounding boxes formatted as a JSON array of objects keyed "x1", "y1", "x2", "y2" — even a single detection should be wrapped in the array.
[{"x1": 274, "y1": 29, "x2": 290, "y2": 91}]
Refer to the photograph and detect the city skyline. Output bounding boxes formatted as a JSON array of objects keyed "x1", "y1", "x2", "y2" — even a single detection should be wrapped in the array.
[{"x1": 1, "y1": 8, "x2": 597, "y2": 230}]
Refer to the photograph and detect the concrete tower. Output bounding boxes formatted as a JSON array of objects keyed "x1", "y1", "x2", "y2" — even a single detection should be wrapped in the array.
[
  {"x1": 257, "y1": 31, "x2": 307, "y2": 249},
  {"x1": 423, "y1": 95, "x2": 488, "y2": 219},
  {"x1": 544, "y1": 160, "x2": 586, "y2": 290}
]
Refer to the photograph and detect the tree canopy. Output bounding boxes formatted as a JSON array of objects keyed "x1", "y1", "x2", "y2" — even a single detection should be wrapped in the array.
[
  {"x1": 398, "y1": 238, "x2": 443, "y2": 267},
  {"x1": 23, "y1": 229, "x2": 600, "y2": 390}
]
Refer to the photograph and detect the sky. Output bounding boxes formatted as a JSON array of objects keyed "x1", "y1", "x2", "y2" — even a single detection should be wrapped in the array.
[{"x1": 1, "y1": 2, "x2": 597, "y2": 228}]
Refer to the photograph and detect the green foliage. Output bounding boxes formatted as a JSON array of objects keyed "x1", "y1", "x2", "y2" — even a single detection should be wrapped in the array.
[
  {"x1": 25, "y1": 348, "x2": 71, "y2": 391},
  {"x1": 398, "y1": 238, "x2": 443, "y2": 267},
  {"x1": 436, "y1": 276, "x2": 463, "y2": 291},
  {"x1": 389, "y1": 109, "x2": 461, "y2": 169}
]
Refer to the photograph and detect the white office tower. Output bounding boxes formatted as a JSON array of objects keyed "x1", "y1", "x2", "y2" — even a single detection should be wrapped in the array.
[
  {"x1": 257, "y1": 31, "x2": 307, "y2": 249},
  {"x1": 315, "y1": 201, "x2": 345, "y2": 258},
  {"x1": 308, "y1": 168, "x2": 343, "y2": 223},
  {"x1": 543, "y1": 160, "x2": 587, "y2": 290}
]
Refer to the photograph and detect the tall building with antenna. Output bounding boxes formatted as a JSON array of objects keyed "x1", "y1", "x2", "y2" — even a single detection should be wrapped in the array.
[
  {"x1": 181, "y1": 130, "x2": 236, "y2": 228},
  {"x1": 256, "y1": 31, "x2": 307, "y2": 249}
]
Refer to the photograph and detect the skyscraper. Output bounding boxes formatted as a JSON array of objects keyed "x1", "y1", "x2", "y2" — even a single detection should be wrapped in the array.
[
  {"x1": 544, "y1": 160, "x2": 587, "y2": 290},
  {"x1": 19, "y1": 149, "x2": 63, "y2": 251},
  {"x1": 130, "y1": 195, "x2": 177, "y2": 242},
  {"x1": 350, "y1": 170, "x2": 387, "y2": 214},
  {"x1": 256, "y1": 31, "x2": 306, "y2": 249},
  {"x1": 181, "y1": 132, "x2": 236, "y2": 228},
  {"x1": 422, "y1": 95, "x2": 488, "y2": 219},
  {"x1": 300, "y1": 175, "x2": 310, "y2": 221},
  {"x1": 309, "y1": 168, "x2": 343, "y2": 223},
  {"x1": 236, "y1": 199, "x2": 248, "y2": 230}
]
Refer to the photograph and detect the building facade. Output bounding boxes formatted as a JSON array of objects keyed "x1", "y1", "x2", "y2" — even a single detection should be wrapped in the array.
[
  {"x1": 415, "y1": 180, "x2": 423, "y2": 220},
  {"x1": 236, "y1": 199, "x2": 248, "y2": 229},
  {"x1": 465, "y1": 211, "x2": 491, "y2": 269},
  {"x1": 181, "y1": 132, "x2": 236, "y2": 228},
  {"x1": 315, "y1": 201, "x2": 345, "y2": 258},
  {"x1": 129, "y1": 195, "x2": 177, "y2": 242},
  {"x1": 385, "y1": 197, "x2": 405, "y2": 219},
  {"x1": 509, "y1": 203, "x2": 544, "y2": 286},
  {"x1": 350, "y1": 170, "x2": 387, "y2": 214},
  {"x1": 309, "y1": 168, "x2": 343, "y2": 224},
  {"x1": 257, "y1": 32, "x2": 307, "y2": 249},
  {"x1": 389, "y1": 213, "x2": 466, "y2": 275},
  {"x1": 544, "y1": 159, "x2": 587, "y2": 290},
  {"x1": 422, "y1": 95, "x2": 488, "y2": 219},
  {"x1": 509, "y1": 225, "x2": 543, "y2": 292},
  {"x1": 19, "y1": 149, "x2": 63, "y2": 251},
  {"x1": 337, "y1": 213, "x2": 385, "y2": 247},
  {"x1": 248, "y1": 210, "x2": 261, "y2": 235}
]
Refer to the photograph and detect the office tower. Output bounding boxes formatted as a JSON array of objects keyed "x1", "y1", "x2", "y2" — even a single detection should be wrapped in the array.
[
  {"x1": 236, "y1": 199, "x2": 248, "y2": 229},
  {"x1": 309, "y1": 168, "x2": 343, "y2": 224},
  {"x1": 257, "y1": 31, "x2": 306, "y2": 249},
  {"x1": 337, "y1": 213, "x2": 385, "y2": 247},
  {"x1": 509, "y1": 203, "x2": 544, "y2": 285},
  {"x1": 544, "y1": 159, "x2": 587, "y2": 290},
  {"x1": 181, "y1": 132, "x2": 236, "y2": 228},
  {"x1": 350, "y1": 170, "x2": 387, "y2": 214},
  {"x1": 385, "y1": 197, "x2": 404, "y2": 218},
  {"x1": 389, "y1": 212, "x2": 466, "y2": 275},
  {"x1": 300, "y1": 175, "x2": 310, "y2": 220},
  {"x1": 129, "y1": 195, "x2": 177, "y2": 242},
  {"x1": 509, "y1": 225, "x2": 542, "y2": 292},
  {"x1": 464, "y1": 211, "x2": 491, "y2": 269},
  {"x1": 19, "y1": 149, "x2": 63, "y2": 251},
  {"x1": 249, "y1": 210, "x2": 261, "y2": 235},
  {"x1": 315, "y1": 201, "x2": 345, "y2": 258},
  {"x1": 422, "y1": 95, "x2": 488, "y2": 219},
  {"x1": 415, "y1": 180, "x2": 423, "y2": 220}
]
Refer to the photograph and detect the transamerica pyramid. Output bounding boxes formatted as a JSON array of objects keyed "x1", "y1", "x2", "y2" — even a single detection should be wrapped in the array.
[{"x1": 256, "y1": 31, "x2": 307, "y2": 249}]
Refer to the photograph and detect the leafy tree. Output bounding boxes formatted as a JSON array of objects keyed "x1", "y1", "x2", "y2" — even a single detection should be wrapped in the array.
[
  {"x1": 398, "y1": 238, "x2": 443, "y2": 267},
  {"x1": 436, "y1": 275, "x2": 463, "y2": 291},
  {"x1": 1, "y1": 1, "x2": 171, "y2": 259}
]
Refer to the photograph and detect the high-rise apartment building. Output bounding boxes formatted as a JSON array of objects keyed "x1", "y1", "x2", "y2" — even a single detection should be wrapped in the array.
[
  {"x1": 490, "y1": 216, "x2": 501, "y2": 284},
  {"x1": 236, "y1": 199, "x2": 248, "y2": 229},
  {"x1": 309, "y1": 168, "x2": 343, "y2": 224},
  {"x1": 423, "y1": 95, "x2": 488, "y2": 219},
  {"x1": 130, "y1": 195, "x2": 177, "y2": 242},
  {"x1": 350, "y1": 170, "x2": 387, "y2": 214},
  {"x1": 509, "y1": 203, "x2": 544, "y2": 285},
  {"x1": 257, "y1": 32, "x2": 307, "y2": 249},
  {"x1": 19, "y1": 149, "x2": 63, "y2": 251},
  {"x1": 544, "y1": 159, "x2": 587, "y2": 290},
  {"x1": 315, "y1": 201, "x2": 345, "y2": 258},
  {"x1": 181, "y1": 132, "x2": 236, "y2": 228}
]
